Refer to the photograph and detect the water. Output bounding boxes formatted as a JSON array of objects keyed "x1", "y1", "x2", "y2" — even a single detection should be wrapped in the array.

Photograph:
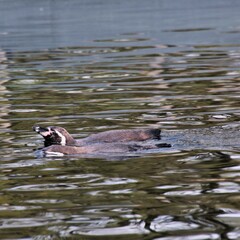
[{"x1": 1, "y1": 0, "x2": 240, "y2": 239}]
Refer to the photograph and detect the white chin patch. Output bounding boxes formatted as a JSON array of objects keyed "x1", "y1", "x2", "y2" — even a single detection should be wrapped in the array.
[
  {"x1": 39, "y1": 127, "x2": 52, "y2": 137},
  {"x1": 40, "y1": 131, "x2": 51, "y2": 137},
  {"x1": 55, "y1": 130, "x2": 66, "y2": 146}
]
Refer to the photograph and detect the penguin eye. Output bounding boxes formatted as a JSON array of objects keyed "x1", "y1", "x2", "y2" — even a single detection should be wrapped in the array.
[
  {"x1": 50, "y1": 127, "x2": 55, "y2": 132},
  {"x1": 49, "y1": 128, "x2": 58, "y2": 136}
]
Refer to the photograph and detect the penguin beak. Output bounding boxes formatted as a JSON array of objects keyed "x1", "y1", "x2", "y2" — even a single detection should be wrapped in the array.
[{"x1": 33, "y1": 125, "x2": 52, "y2": 137}]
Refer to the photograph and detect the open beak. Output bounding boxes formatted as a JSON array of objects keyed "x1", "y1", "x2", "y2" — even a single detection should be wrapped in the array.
[{"x1": 33, "y1": 125, "x2": 52, "y2": 137}]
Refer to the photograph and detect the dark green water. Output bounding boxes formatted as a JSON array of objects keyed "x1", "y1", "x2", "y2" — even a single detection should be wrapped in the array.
[{"x1": 1, "y1": 1, "x2": 240, "y2": 239}]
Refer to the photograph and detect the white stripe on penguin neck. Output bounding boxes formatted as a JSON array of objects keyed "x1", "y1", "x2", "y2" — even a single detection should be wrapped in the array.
[{"x1": 55, "y1": 129, "x2": 66, "y2": 146}]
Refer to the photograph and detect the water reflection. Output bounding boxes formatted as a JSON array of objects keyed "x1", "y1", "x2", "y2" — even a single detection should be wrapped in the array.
[
  {"x1": 0, "y1": 50, "x2": 11, "y2": 142},
  {"x1": 0, "y1": 41, "x2": 240, "y2": 239},
  {"x1": 3, "y1": 44, "x2": 240, "y2": 130},
  {"x1": 1, "y1": 2, "x2": 240, "y2": 238}
]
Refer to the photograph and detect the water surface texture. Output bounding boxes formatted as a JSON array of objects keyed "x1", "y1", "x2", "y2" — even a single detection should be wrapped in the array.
[{"x1": 1, "y1": 1, "x2": 240, "y2": 239}]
